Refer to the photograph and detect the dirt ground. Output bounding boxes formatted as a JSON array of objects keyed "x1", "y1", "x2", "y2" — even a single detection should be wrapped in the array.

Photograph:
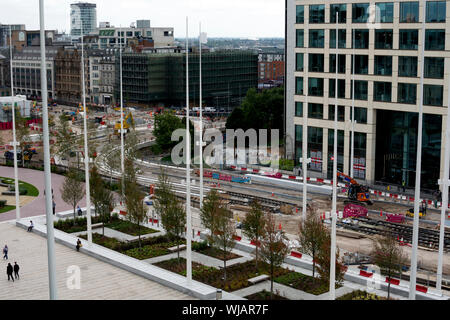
[{"x1": 0, "y1": 185, "x2": 36, "y2": 207}]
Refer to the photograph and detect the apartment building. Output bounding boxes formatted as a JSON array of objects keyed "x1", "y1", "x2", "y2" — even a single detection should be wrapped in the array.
[{"x1": 286, "y1": 0, "x2": 450, "y2": 190}]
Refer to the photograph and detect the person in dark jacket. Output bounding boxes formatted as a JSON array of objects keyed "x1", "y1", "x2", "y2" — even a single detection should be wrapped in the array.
[
  {"x1": 3, "y1": 245, "x2": 8, "y2": 260},
  {"x1": 13, "y1": 262, "x2": 19, "y2": 279},
  {"x1": 76, "y1": 239, "x2": 82, "y2": 252},
  {"x1": 7, "y1": 263, "x2": 14, "y2": 282}
]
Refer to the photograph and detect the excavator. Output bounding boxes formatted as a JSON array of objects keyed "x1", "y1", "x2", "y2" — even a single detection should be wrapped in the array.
[
  {"x1": 337, "y1": 171, "x2": 372, "y2": 206},
  {"x1": 114, "y1": 112, "x2": 134, "y2": 135}
]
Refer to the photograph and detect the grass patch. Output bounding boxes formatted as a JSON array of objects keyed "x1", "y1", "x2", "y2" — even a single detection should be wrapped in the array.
[
  {"x1": 245, "y1": 290, "x2": 289, "y2": 300},
  {"x1": 192, "y1": 242, "x2": 241, "y2": 261},
  {"x1": 0, "y1": 205, "x2": 15, "y2": 214},
  {"x1": 337, "y1": 290, "x2": 387, "y2": 300},
  {"x1": 1, "y1": 177, "x2": 39, "y2": 197},
  {"x1": 105, "y1": 220, "x2": 158, "y2": 236},
  {"x1": 274, "y1": 271, "x2": 340, "y2": 296}
]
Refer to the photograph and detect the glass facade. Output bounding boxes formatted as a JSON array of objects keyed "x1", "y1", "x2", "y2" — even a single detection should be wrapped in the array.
[
  {"x1": 350, "y1": 107, "x2": 368, "y2": 124},
  {"x1": 375, "y1": 110, "x2": 441, "y2": 189},
  {"x1": 329, "y1": 29, "x2": 346, "y2": 48},
  {"x1": 296, "y1": 77, "x2": 304, "y2": 95},
  {"x1": 351, "y1": 80, "x2": 368, "y2": 100},
  {"x1": 351, "y1": 132, "x2": 367, "y2": 179},
  {"x1": 424, "y1": 57, "x2": 444, "y2": 78},
  {"x1": 308, "y1": 77, "x2": 324, "y2": 96},
  {"x1": 375, "y1": 29, "x2": 393, "y2": 49},
  {"x1": 309, "y1": 4, "x2": 325, "y2": 23},
  {"x1": 295, "y1": 125, "x2": 303, "y2": 164},
  {"x1": 397, "y1": 83, "x2": 417, "y2": 104},
  {"x1": 308, "y1": 127, "x2": 323, "y2": 172},
  {"x1": 376, "y1": 2, "x2": 394, "y2": 23},
  {"x1": 309, "y1": 53, "x2": 324, "y2": 73},
  {"x1": 352, "y1": 55, "x2": 369, "y2": 74},
  {"x1": 423, "y1": 85, "x2": 443, "y2": 106},
  {"x1": 398, "y1": 56, "x2": 417, "y2": 77},
  {"x1": 425, "y1": 29, "x2": 445, "y2": 50},
  {"x1": 328, "y1": 105, "x2": 345, "y2": 121},
  {"x1": 400, "y1": 2, "x2": 419, "y2": 23},
  {"x1": 329, "y1": 54, "x2": 346, "y2": 73},
  {"x1": 399, "y1": 29, "x2": 418, "y2": 50},
  {"x1": 352, "y1": 3, "x2": 369, "y2": 23},
  {"x1": 296, "y1": 5, "x2": 304, "y2": 23},
  {"x1": 374, "y1": 55, "x2": 392, "y2": 75},
  {"x1": 308, "y1": 103, "x2": 324, "y2": 119},
  {"x1": 329, "y1": 79, "x2": 346, "y2": 98},
  {"x1": 296, "y1": 53, "x2": 304, "y2": 71},
  {"x1": 426, "y1": 1, "x2": 446, "y2": 23},
  {"x1": 309, "y1": 29, "x2": 325, "y2": 48},
  {"x1": 330, "y1": 4, "x2": 347, "y2": 23},
  {"x1": 374, "y1": 81, "x2": 392, "y2": 102},
  {"x1": 296, "y1": 29, "x2": 304, "y2": 48},
  {"x1": 295, "y1": 102, "x2": 303, "y2": 117},
  {"x1": 353, "y1": 29, "x2": 369, "y2": 49},
  {"x1": 327, "y1": 129, "x2": 345, "y2": 177}
]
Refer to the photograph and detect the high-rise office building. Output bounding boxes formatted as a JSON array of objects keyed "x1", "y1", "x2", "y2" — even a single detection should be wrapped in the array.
[
  {"x1": 70, "y1": 2, "x2": 97, "y2": 37},
  {"x1": 286, "y1": 0, "x2": 449, "y2": 190}
]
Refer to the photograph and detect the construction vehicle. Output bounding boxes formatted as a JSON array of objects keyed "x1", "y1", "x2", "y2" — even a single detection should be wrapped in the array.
[
  {"x1": 114, "y1": 112, "x2": 134, "y2": 135},
  {"x1": 4, "y1": 148, "x2": 35, "y2": 163},
  {"x1": 337, "y1": 171, "x2": 372, "y2": 205},
  {"x1": 406, "y1": 201, "x2": 427, "y2": 219}
]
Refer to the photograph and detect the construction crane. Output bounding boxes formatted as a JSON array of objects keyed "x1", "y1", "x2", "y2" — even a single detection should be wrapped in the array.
[{"x1": 337, "y1": 171, "x2": 372, "y2": 205}]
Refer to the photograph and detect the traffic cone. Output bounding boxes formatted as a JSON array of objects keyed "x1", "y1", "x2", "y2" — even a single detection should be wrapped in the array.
[
  {"x1": 272, "y1": 192, "x2": 274, "y2": 197},
  {"x1": 296, "y1": 208, "x2": 299, "y2": 213},
  {"x1": 278, "y1": 223, "x2": 282, "y2": 230},
  {"x1": 380, "y1": 210, "x2": 383, "y2": 217}
]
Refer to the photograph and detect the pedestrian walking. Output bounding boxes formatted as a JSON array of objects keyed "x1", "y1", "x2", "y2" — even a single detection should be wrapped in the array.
[
  {"x1": 13, "y1": 262, "x2": 19, "y2": 279},
  {"x1": 6, "y1": 263, "x2": 13, "y2": 282},
  {"x1": 27, "y1": 221, "x2": 34, "y2": 232},
  {"x1": 77, "y1": 205, "x2": 82, "y2": 216},
  {"x1": 2, "y1": 245, "x2": 8, "y2": 260},
  {"x1": 52, "y1": 200, "x2": 56, "y2": 215},
  {"x1": 76, "y1": 239, "x2": 82, "y2": 252}
]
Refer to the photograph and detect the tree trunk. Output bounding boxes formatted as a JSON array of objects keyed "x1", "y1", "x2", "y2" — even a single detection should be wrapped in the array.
[
  {"x1": 224, "y1": 258, "x2": 227, "y2": 282},
  {"x1": 177, "y1": 242, "x2": 180, "y2": 264},
  {"x1": 255, "y1": 245, "x2": 258, "y2": 271},
  {"x1": 312, "y1": 249, "x2": 316, "y2": 278},
  {"x1": 387, "y1": 269, "x2": 391, "y2": 300},
  {"x1": 73, "y1": 205, "x2": 76, "y2": 224},
  {"x1": 138, "y1": 223, "x2": 141, "y2": 248},
  {"x1": 270, "y1": 262, "x2": 274, "y2": 298}
]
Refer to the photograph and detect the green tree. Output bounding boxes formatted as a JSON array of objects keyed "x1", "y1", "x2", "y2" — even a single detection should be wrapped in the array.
[
  {"x1": 200, "y1": 190, "x2": 223, "y2": 246},
  {"x1": 153, "y1": 111, "x2": 184, "y2": 152},
  {"x1": 14, "y1": 106, "x2": 31, "y2": 167},
  {"x1": 90, "y1": 165, "x2": 115, "y2": 235},
  {"x1": 315, "y1": 231, "x2": 347, "y2": 289},
  {"x1": 371, "y1": 233, "x2": 407, "y2": 299},
  {"x1": 259, "y1": 212, "x2": 289, "y2": 298},
  {"x1": 242, "y1": 200, "x2": 266, "y2": 270},
  {"x1": 53, "y1": 113, "x2": 77, "y2": 161},
  {"x1": 298, "y1": 209, "x2": 327, "y2": 277},
  {"x1": 61, "y1": 166, "x2": 84, "y2": 223}
]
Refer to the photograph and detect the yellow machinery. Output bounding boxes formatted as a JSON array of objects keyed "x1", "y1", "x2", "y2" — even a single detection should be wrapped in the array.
[
  {"x1": 114, "y1": 112, "x2": 134, "y2": 135},
  {"x1": 406, "y1": 202, "x2": 427, "y2": 219}
]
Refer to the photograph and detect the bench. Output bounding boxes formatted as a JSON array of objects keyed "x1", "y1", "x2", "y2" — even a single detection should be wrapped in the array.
[
  {"x1": 248, "y1": 275, "x2": 269, "y2": 285},
  {"x1": 168, "y1": 244, "x2": 187, "y2": 252},
  {"x1": 92, "y1": 222, "x2": 103, "y2": 229}
]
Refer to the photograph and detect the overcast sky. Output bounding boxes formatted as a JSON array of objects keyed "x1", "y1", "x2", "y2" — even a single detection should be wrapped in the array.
[{"x1": 0, "y1": 0, "x2": 285, "y2": 38}]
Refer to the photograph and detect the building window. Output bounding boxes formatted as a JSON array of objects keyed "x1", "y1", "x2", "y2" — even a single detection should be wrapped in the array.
[
  {"x1": 352, "y1": 3, "x2": 369, "y2": 23},
  {"x1": 329, "y1": 29, "x2": 346, "y2": 48},
  {"x1": 329, "y1": 54, "x2": 346, "y2": 73},
  {"x1": 350, "y1": 107, "x2": 368, "y2": 124},
  {"x1": 296, "y1": 53, "x2": 304, "y2": 71},
  {"x1": 295, "y1": 102, "x2": 303, "y2": 117},
  {"x1": 425, "y1": 29, "x2": 445, "y2": 50},
  {"x1": 296, "y1": 5, "x2": 304, "y2": 23},
  {"x1": 296, "y1": 77, "x2": 304, "y2": 95},
  {"x1": 295, "y1": 125, "x2": 303, "y2": 162},
  {"x1": 328, "y1": 105, "x2": 345, "y2": 121},
  {"x1": 398, "y1": 56, "x2": 417, "y2": 77},
  {"x1": 296, "y1": 29, "x2": 304, "y2": 48},
  {"x1": 400, "y1": 2, "x2": 419, "y2": 23},
  {"x1": 374, "y1": 81, "x2": 392, "y2": 102},
  {"x1": 424, "y1": 57, "x2": 444, "y2": 78},
  {"x1": 309, "y1": 29, "x2": 325, "y2": 48},
  {"x1": 352, "y1": 55, "x2": 369, "y2": 74},
  {"x1": 399, "y1": 29, "x2": 418, "y2": 50},
  {"x1": 328, "y1": 129, "x2": 345, "y2": 175},
  {"x1": 375, "y1": 29, "x2": 393, "y2": 49},
  {"x1": 330, "y1": 4, "x2": 347, "y2": 23},
  {"x1": 126, "y1": 31, "x2": 133, "y2": 37},
  {"x1": 329, "y1": 79, "x2": 346, "y2": 99},
  {"x1": 353, "y1": 29, "x2": 369, "y2": 49},
  {"x1": 426, "y1": 1, "x2": 446, "y2": 23},
  {"x1": 423, "y1": 85, "x2": 443, "y2": 106},
  {"x1": 376, "y1": 2, "x2": 394, "y2": 23},
  {"x1": 398, "y1": 83, "x2": 417, "y2": 104},
  {"x1": 374, "y1": 55, "x2": 392, "y2": 76},
  {"x1": 351, "y1": 80, "x2": 368, "y2": 100},
  {"x1": 309, "y1": 4, "x2": 325, "y2": 23},
  {"x1": 308, "y1": 103, "x2": 324, "y2": 119},
  {"x1": 309, "y1": 54, "x2": 324, "y2": 72},
  {"x1": 308, "y1": 127, "x2": 323, "y2": 172},
  {"x1": 308, "y1": 78, "x2": 324, "y2": 96}
]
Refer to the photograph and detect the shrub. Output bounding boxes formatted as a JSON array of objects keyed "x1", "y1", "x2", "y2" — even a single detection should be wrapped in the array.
[{"x1": 192, "y1": 240, "x2": 208, "y2": 252}]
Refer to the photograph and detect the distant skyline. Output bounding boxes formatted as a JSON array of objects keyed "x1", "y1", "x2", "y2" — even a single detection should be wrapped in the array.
[{"x1": 0, "y1": 0, "x2": 285, "y2": 38}]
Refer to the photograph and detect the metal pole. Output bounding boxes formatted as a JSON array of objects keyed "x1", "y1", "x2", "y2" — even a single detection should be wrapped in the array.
[
  {"x1": 436, "y1": 57, "x2": 450, "y2": 294},
  {"x1": 350, "y1": 30, "x2": 355, "y2": 178},
  {"x1": 80, "y1": 20, "x2": 92, "y2": 246},
  {"x1": 329, "y1": 12, "x2": 338, "y2": 300},
  {"x1": 199, "y1": 22, "x2": 203, "y2": 208},
  {"x1": 409, "y1": 4, "x2": 426, "y2": 300},
  {"x1": 39, "y1": 0, "x2": 57, "y2": 300},
  {"x1": 9, "y1": 26, "x2": 20, "y2": 222},
  {"x1": 119, "y1": 26, "x2": 125, "y2": 179},
  {"x1": 302, "y1": 94, "x2": 308, "y2": 220},
  {"x1": 186, "y1": 17, "x2": 192, "y2": 285}
]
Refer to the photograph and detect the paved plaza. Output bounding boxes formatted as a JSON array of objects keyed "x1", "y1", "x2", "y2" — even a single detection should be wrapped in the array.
[{"x1": 0, "y1": 221, "x2": 194, "y2": 300}]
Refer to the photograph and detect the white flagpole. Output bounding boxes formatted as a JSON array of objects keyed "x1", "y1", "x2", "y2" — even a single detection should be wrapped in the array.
[
  {"x1": 329, "y1": 11, "x2": 338, "y2": 300},
  {"x1": 409, "y1": 3, "x2": 426, "y2": 300},
  {"x1": 186, "y1": 16, "x2": 192, "y2": 285},
  {"x1": 119, "y1": 26, "x2": 125, "y2": 182},
  {"x1": 9, "y1": 25, "x2": 20, "y2": 222},
  {"x1": 350, "y1": 30, "x2": 355, "y2": 178},
  {"x1": 39, "y1": 0, "x2": 57, "y2": 299},
  {"x1": 199, "y1": 22, "x2": 203, "y2": 208},
  {"x1": 80, "y1": 20, "x2": 92, "y2": 246},
  {"x1": 302, "y1": 93, "x2": 308, "y2": 220}
]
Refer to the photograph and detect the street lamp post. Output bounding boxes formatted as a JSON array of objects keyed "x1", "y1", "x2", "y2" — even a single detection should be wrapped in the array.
[
  {"x1": 199, "y1": 22, "x2": 204, "y2": 208},
  {"x1": 301, "y1": 92, "x2": 308, "y2": 220},
  {"x1": 350, "y1": 30, "x2": 355, "y2": 178},
  {"x1": 186, "y1": 17, "x2": 192, "y2": 285}
]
